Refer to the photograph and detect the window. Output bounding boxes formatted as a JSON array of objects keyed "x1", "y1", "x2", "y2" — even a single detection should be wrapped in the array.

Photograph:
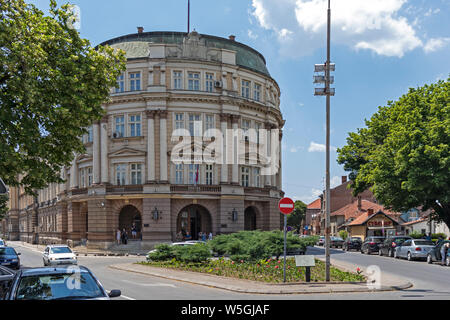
[
  {"x1": 79, "y1": 168, "x2": 86, "y2": 188},
  {"x1": 129, "y1": 72, "x2": 141, "y2": 91},
  {"x1": 241, "y1": 80, "x2": 250, "y2": 98},
  {"x1": 130, "y1": 163, "x2": 142, "y2": 185},
  {"x1": 188, "y1": 114, "x2": 201, "y2": 136},
  {"x1": 114, "y1": 116, "x2": 125, "y2": 138},
  {"x1": 175, "y1": 164, "x2": 184, "y2": 184},
  {"x1": 253, "y1": 167, "x2": 261, "y2": 187},
  {"x1": 116, "y1": 74, "x2": 124, "y2": 93},
  {"x1": 205, "y1": 114, "x2": 215, "y2": 131},
  {"x1": 242, "y1": 119, "x2": 250, "y2": 141},
  {"x1": 254, "y1": 83, "x2": 261, "y2": 101},
  {"x1": 116, "y1": 164, "x2": 127, "y2": 185},
  {"x1": 188, "y1": 164, "x2": 199, "y2": 185},
  {"x1": 128, "y1": 114, "x2": 141, "y2": 137},
  {"x1": 173, "y1": 71, "x2": 182, "y2": 89},
  {"x1": 205, "y1": 164, "x2": 213, "y2": 185},
  {"x1": 175, "y1": 113, "x2": 184, "y2": 130},
  {"x1": 255, "y1": 122, "x2": 261, "y2": 145},
  {"x1": 205, "y1": 73, "x2": 214, "y2": 92},
  {"x1": 87, "y1": 126, "x2": 93, "y2": 143},
  {"x1": 241, "y1": 167, "x2": 250, "y2": 187},
  {"x1": 188, "y1": 72, "x2": 200, "y2": 91},
  {"x1": 87, "y1": 167, "x2": 93, "y2": 186}
]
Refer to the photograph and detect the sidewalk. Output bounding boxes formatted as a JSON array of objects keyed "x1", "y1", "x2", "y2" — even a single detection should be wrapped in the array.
[{"x1": 109, "y1": 262, "x2": 413, "y2": 295}]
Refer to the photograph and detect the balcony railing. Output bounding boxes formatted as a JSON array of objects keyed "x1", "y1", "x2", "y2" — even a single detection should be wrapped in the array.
[
  {"x1": 106, "y1": 185, "x2": 143, "y2": 193},
  {"x1": 72, "y1": 188, "x2": 88, "y2": 196},
  {"x1": 170, "y1": 185, "x2": 221, "y2": 193},
  {"x1": 243, "y1": 187, "x2": 271, "y2": 196}
]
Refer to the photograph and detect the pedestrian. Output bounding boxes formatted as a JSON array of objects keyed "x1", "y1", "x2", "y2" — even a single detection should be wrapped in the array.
[
  {"x1": 440, "y1": 242, "x2": 449, "y2": 265},
  {"x1": 198, "y1": 231, "x2": 202, "y2": 240},
  {"x1": 201, "y1": 232, "x2": 206, "y2": 242},
  {"x1": 121, "y1": 228, "x2": 128, "y2": 245},
  {"x1": 176, "y1": 231, "x2": 183, "y2": 242},
  {"x1": 425, "y1": 233, "x2": 432, "y2": 241},
  {"x1": 131, "y1": 223, "x2": 137, "y2": 239},
  {"x1": 208, "y1": 232, "x2": 213, "y2": 241},
  {"x1": 185, "y1": 231, "x2": 192, "y2": 241},
  {"x1": 116, "y1": 228, "x2": 121, "y2": 245}
]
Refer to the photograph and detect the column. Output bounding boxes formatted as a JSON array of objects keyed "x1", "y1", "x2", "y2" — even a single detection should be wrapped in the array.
[
  {"x1": 231, "y1": 115, "x2": 240, "y2": 185},
  {"x1": 92, "y1": 122, "x2": 101, "y2": 184},
  {"x1": 70, "y1": 157, "x2": 78, "y2": 189},
  {"x1": 146, "y1": 111, "x2": 156, "y2": 183},
  {"x1": 100, "y1": 116, "x2": 109, "y2": 184},
  {"x1": 220, "y1": 113, "x2": 228, "y2": 184},
  {"x1": 159, "y1": 110, "x2": 168, "y2": 183},
  {"x1": 264, "y1": 122, "x2": 273, "y2": 188}
]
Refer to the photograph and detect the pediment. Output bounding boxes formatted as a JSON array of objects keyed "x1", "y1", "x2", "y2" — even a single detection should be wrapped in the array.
[
  {"x1": 76, "y1": 154, "x2": 92, "y2": 163},
  {"x1": 109, "y1": 147, "x2": 147, "y2": 158}
]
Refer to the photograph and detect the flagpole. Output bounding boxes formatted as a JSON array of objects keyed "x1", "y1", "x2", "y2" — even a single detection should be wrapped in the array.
[{"x1": 188, "y1": 0, "x2": 190, "y2": 33}]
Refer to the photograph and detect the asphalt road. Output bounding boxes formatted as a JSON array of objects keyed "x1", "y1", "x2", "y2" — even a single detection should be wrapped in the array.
[{"x1": 7, "y1": 242, "x2": 450, "y2": 300}]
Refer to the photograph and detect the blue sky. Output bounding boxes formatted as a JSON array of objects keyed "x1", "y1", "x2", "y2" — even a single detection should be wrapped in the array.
[{"x1": 30, "y1": 0, "x2": 450, "y2": 204}]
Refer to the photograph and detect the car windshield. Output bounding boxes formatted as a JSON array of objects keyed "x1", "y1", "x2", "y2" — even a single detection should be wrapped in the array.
[
  {"x1": 15, "y1": 272, "x2": 105, "y2": 300},
  {"x1": 371, "y1": 238, "x2": 384, "y2": 243},
  {"x1": 413, "y1": 240, "x2": 434, "y2": 246},
  {"x1": 0, "y1": 247, "x2": 16, "y2": 256},
  {"x1": 50, "y1": 247, "x2": 72, "y2": 254},
  {"x1": 394, "y1": 238, "x2": 409, "y2": 244}
]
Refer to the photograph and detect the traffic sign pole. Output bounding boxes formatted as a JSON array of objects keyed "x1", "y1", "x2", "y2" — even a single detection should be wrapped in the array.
[
  {"x1": 284, "y1": 214, "x2": 287, "y2": 283},
  {"x1": 278, "y1": 197, "x2": 295, "y2": 283}
]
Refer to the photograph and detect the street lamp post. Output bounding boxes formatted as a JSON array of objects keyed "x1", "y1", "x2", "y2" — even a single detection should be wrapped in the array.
[{"x1": 314, "y1": 0, "x2": 334, "y2": 282}]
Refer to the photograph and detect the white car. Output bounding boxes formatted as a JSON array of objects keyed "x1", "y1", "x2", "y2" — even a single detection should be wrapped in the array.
[
  {"x1": 43, "y1": 245, "x2": 77, "y2": 266},
  {"x1": 0, "y1": 239, "x2": 6, "y2": 247}
]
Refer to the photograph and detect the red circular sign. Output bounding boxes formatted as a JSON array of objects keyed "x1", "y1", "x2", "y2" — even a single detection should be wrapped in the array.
[{"x1": 279, "y1": 197, "x2": 295, "y2": 215}]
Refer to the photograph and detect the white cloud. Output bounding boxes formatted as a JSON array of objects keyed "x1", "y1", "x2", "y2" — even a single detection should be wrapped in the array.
[
  {"x1": 250, "y1": 0, "x2": 435, "y2": 58},
  {"x1": 423, "y1": 37, "x2": 450, "y2": 53},
  {"x1": 330, "y1": 176, "x2": 341, "y2": 188},
  {"x1": 308, "y1": 141, "x2": 337, "y2": 152},
  {"x1": 289, "y1": 145, "x2": 303, "y2": 153},
  {"x1": 247, "y1": 29, "x2": 258, "y2": 40}
]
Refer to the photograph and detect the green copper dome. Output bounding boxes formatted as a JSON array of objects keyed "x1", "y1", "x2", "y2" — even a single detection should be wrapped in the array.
[{"x1": 98, "y1": 31, "x2": 270, "y2": 77}]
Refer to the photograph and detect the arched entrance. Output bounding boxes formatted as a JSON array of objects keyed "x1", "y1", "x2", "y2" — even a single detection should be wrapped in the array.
[
  {"x1": 177, "y1": 205, "x2": 212, "y2": 240},
  {"x1": 118, "y1": 205, "x2": 142, "y2": 240},
  {"x1": 244, "y1": 207, "x2": 258, "y2": 231}
]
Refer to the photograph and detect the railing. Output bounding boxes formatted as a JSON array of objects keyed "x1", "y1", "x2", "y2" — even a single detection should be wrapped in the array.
[
  {"x1": 244, "y1": 187, "x2": 271, "y2": 196},
  {"x1": 106, "y1": 185, "x2": 143, "y2": 193},
  {"x1": 170, "y1": 185, "x2": 221, "y2": 193},
  {"x1": 72, "y1": 188, "x2": 88, "y2": 196}
]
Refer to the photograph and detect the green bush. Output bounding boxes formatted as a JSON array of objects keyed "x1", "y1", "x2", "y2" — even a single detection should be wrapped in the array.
[
  {"x1": 409, "y1": 231, "x2": 425, "y2": 239},
  {"x1": 339, "y1": 230, "x2": 348, "y2": 240},
  {"x1": 147, "y1": 243, "x2": 174, "y2": 261},
  {"x1": 176, "y1": 244, "x2": 211, "y2": 263},
  {"x1": 432, "y1": 233, "x2": 447, "y2": 240}
]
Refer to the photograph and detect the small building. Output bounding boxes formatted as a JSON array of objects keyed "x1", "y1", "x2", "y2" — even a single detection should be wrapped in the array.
[
  {"x1": 305, "y1": 198, "x2": 321, "y2": 235},
  {"x1": 347, "y1": 209, "x2": 405, "y2": 241}
]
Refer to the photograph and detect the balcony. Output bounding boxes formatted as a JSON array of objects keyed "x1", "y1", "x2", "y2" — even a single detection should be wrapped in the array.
[
  {"x1": 106, "y1": 185, "x2": 143, "y2": 194},
  {"x1": 243, "y1": 187, "x2": 271, "y2": 196},
  {"x1": 170, "y1": 185, "x2": 221, "y2": 194}
]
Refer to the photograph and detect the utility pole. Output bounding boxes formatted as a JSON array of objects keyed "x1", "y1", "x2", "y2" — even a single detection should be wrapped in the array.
[{"x1": 313, "y1": 0, "x2": 334, "y2": 282}]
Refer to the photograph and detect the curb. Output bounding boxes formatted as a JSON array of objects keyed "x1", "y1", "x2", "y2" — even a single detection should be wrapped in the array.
[{"x1": 109, "y1": 263, "x2": 413, "y2": 295}]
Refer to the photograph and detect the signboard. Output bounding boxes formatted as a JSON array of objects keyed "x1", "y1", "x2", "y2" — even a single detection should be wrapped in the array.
[
  {"x1": 278, "y1": 197, "x2": 295, "y2": 215},
  {"x1": 367, "y1": 220, "x2": 393, "y2": 228},
  {"x1": 295, "y1": 255, "x2": 316, "y2": 267}
]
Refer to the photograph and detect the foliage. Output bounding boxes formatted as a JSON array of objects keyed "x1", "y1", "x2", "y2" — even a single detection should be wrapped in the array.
[
  {"x1": 147, "y1": 244, "x2": 174, "y2": 261},
  {"x1": 337, "y1": 78, "x2": 450, "y2": 229},
  {"x1": 0, "y1": 0, "x2": 126, "y2": 194},
  {"x1": 0, "y1": 194, "x2": 8, "y2": 221},
  {"x1": 147, "y1": 243, "x2": 211, "y2": 263},
  {"x1": 409, "y1": 231, "x2": 425, "y2": 239},
  {"x1": 339, "y1": 230, "x2": 348, "y2": 240},
  {"x1": 287, "y1": 200, "x2": 307, "y2": 233}
]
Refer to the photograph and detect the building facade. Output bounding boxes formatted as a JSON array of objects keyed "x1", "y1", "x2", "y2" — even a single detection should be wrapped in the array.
[{"x1": 2, "y1": 30, "x2": 285, "y2": 249}]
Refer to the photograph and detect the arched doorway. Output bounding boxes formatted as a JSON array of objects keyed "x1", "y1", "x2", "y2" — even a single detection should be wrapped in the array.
[
  {"x1": 244, "y1": 207, "x2": 258, "y2": 231},
  {"x1": 119, "y1": 205, "x2": 142, "y2": 240},
  {"x1": 177, "y1": 205, "x2": 212, "y2": 240}
]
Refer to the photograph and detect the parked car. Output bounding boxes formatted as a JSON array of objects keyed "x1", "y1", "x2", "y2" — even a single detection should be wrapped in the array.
[
  {"x1": 0, "y1": 239, "x2": 6, "y2": 247},
  {"x1": 3, "y1": 266, "x2": 121, "y2": 300},
  {"x1": 343, "y1": 237, "x2": 362, "y2": 251},
  {"x1": 0, "y1": 266, "x2": 15, "y2": 300},
  {"x1": 426, "y1": 240, "x2": 450, "y2": 265},
  {"x1": 317, "y1": 236, "x2": 325, "y2": 246},
  {"x1": 330, "y1": 237, "x2": 345, "y2": 248},
  {"x1": 43, "y1": 245, "x2": 77, "y2": 266},
  {"x1": 0, "y1": 247, "x2": 21, "y2": 270},
  {"x1": 379, "y1": 236, "x2": 412, "y2": 257},
  {"x1": 360, "y1": 236, "x2": 385, "y2": 254},
  {"x1": 394, "y1": 239, "x2": 435, "y2": 261}
]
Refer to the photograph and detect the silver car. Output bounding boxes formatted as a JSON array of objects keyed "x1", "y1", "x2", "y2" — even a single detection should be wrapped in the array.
[
  {"x1": 43, "y1": 245, "x2": 77, "y2": 266},
  {"x1": 394, "y1": 239, "x2": 435, "y2": 261}
]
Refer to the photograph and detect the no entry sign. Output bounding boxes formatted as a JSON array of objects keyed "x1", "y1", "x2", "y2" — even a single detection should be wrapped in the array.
[{"x1": 279, "y1": 197, "x2": 295, "y2": 215}]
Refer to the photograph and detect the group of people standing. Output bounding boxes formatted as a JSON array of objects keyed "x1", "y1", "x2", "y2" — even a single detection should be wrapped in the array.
[
  {"x1": 176, "y1": 230, "x2": 213, "y2": 242},
  {"x1": 116, "y1": 223, "x2": 139, "y2": 245}
]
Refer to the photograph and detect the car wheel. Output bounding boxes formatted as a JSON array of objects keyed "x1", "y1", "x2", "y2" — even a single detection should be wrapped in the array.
[
  {"x1": 388, "y1": 249, "x2": 393, "y2": 257},
  {"x1": 43, "y1": 258, "x2": 47, "y2": 266},
  {"x1": 446, "y1": 257, "x2": 450, "y2": 267},
  {"x1": 427, "y1": 254, "x2": 432, "y2": 264},
  {"x1": 394, "y1": 250, "x2": 399, "y2": 259},
  {"x1": 407, "y1": 252, "x2": 413, "y2": 261},
  {"x1": 379, "y1": 249, "x2": 383, "y2": 256}
]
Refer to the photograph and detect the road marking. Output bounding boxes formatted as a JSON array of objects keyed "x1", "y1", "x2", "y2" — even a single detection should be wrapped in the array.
[
  {"x1": 121, "y1": 279, "x2": 177, "y2": 287},
  {"x1": 119, "y1": 294, "x2": 136, "y2": 300}
]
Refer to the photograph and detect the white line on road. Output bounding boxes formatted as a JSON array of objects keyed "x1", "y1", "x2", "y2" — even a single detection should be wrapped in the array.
[{"x1": 121, "y1": 279, "x2": 177, "y2": 288}]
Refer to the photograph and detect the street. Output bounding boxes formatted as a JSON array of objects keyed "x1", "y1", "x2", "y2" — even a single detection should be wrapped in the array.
[{"x1": 8, "y1": 242, "x2": 450, "y2": 300}]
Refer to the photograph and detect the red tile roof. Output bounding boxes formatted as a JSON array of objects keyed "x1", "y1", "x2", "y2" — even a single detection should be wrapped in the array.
[
  {"x1": 307, "y1": 198, "x2": 321, "y2": 210},
  {"x1": 331, "y1": 200, "x2": 393, "y2": 220},
  {"x1": 402, "y1": 217, "x2": 427, "y2": 226},
  {"x1": 348, "y1": 206, "x2": 402, "y2": 226}
]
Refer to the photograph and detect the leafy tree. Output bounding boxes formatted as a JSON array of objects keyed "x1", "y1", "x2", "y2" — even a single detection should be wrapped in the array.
[
  {"x1": 0, "y1": 0, "x2": 126, "y2": 195},
  {"x1": 0, "y1": 194, "x2": 8, "y2": 221},
  {"x1": 287, "y1": 200, "x2": 307, "y2": 233},
  {"x1": 337, "y1": 78, "x2": 449, "y2": 229}
]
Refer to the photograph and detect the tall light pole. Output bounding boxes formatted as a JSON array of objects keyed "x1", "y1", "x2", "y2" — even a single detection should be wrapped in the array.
[{"x1": 314, "y1": 0, "x2": 334, "y2": 282}]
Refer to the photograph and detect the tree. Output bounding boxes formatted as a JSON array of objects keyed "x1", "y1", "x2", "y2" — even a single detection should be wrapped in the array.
[
  {"x1": 337, "y1": 78, "x2": 450, "y2": 229},
  {"x1": 287, "y1": 200, "x2": 307, "y2": 233},
  {"x1": 0, "y1": 0, "x2": 126, "y2": 195},
  {"x1": 0, "y1": 194, "x2": 8, "y2": 221}
]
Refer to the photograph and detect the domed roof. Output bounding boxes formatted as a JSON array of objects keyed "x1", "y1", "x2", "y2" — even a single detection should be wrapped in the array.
[{"x1": 98, "y1": 31, "x2": 270, "y2": 77}]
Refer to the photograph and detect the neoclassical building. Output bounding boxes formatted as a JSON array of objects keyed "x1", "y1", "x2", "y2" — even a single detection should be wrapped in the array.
[{"x1": 2, "y1": 30, "x2": 285, "y2": 249}]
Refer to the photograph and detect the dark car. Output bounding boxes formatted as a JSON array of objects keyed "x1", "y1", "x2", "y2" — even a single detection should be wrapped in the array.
[
  {"x1": 0, "y1": 266, "x2": 15, "y2": 300},
  {"x1": 343, "y1": 237, "x2": 362, "y2": 251},
  {"x1": 3, "y1": 266, "x2": 122, "y2": 300},
  {"x1": 330, "y1": 237, "x2": 345, "y2": 248},
  {"x1": 378, "y1": 236, "x2": 412, "y2": 257},
  {"x1": 360, "y1": 236, "x2": 385, "y2": 254},
  {"x1": 426, "y1": 240, "x2": 450, "y2": 265},
  {"x1": 0, "y1": 247, "x2": 21, "y2": 270}
]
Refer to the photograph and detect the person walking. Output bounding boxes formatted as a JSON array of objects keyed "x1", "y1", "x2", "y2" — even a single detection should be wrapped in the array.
[
  {"x1": 116, "y1": 229, "x2": 121, "y2": 245},
  {"x1": 440, "y1": 242, "x2": 449, "y2": 265}
]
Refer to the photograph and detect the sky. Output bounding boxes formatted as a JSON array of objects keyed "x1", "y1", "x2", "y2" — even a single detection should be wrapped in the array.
[{"x1": 29, "y1": 0, "x2": 450, "y2": 205}]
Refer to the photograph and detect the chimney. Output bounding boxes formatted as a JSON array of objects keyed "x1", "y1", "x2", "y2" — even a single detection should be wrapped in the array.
[
  {"x1": 341, "y1": 176, "x2": 347, "y2": 184},
  {"x1": 357, "y1": 196, "x2": 362, "y2": 211},
  {"x1": 368, "y1": 208, "x2": 374, "y2": 215},
  {"x1": 137, "y1": 27, "x2": 144, "y2": 34},
  {"x1": 229, "y1": 35, "x2": 236, "y2": 41}
]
